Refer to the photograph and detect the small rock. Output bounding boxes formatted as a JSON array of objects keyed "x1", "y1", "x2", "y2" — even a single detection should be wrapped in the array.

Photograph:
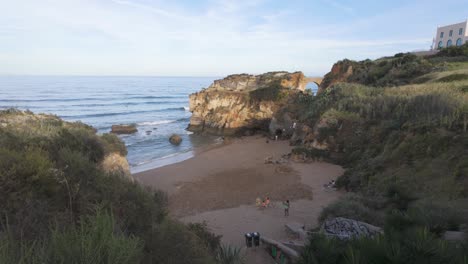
[
  {"x1": 111, "y1": 124, "x2": 138, "y2": 134},
  {"x1": 146, "y1": 130, "x2": 152, "y2": 135},
  {"x1": 264, "y1": 156, "x2": 273, "y2": 164},
  {"x1": 169, "y1": 134, "x2": 182, "y2": 145}
]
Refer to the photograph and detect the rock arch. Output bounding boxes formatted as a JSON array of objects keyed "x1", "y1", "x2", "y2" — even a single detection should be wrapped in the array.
[{"x1": 305, "y1": 77, "x2": 323, "y2": 86}]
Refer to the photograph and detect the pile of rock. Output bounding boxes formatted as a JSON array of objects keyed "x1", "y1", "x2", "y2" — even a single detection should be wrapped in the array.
[
  {"x1": 321, "y1": 217, "x2": 383, "y2": 239},
  {"x1": 264, "y1": 154, "x2": 290, "y2": 164}
]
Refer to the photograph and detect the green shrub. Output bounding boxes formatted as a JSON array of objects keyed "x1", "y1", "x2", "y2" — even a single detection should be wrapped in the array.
[
  {"x1": 143, "y1": 220, "x2": 216, "y2": 264},
  {"x1": 407, "y1": 201, "x2": 464, "y2": 233},
  {"x1": 297, "y1": 234, "x2": 346, "y2": 264},
  {"x1": 215, "y1": 245, "x2": 245, "y2": 264},
  {"x1": 101, "y1": 133, "x2": 128, "y2": 156},
  {"x1": 187, "y1": 222, "x2": 222, "y2": 255},
  {"x1": 0, "y1": 110, "x2": 217, "y2": 263},
  {"x1": 249, "y1": 81, "x2": 289, "y2": 102},
  {"x1": 47, "y1": 211, "x2": 142, "y2": 264},
  {"x1": 292, "y1": 147, "x2": 330, "y2": 160},
  {"x1": 299, "y1": 228, "x2": 467, "y2": 264},
  {"x1": 435, "y1": 43, "x2": 468, "y2": 57},
  {"x1": 0, "y1": 211, "x2": 143, "y2": 264},
  {"x1": 319, "y1": 195, "x2": 384, "y2": 226}
]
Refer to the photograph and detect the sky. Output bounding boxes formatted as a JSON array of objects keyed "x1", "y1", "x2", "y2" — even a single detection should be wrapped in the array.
[{"x1": 0, "y1": 0, "x2": 467, "y2": 76}]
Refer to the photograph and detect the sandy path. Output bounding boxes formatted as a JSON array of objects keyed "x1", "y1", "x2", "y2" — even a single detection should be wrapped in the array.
[{"x1": 134, "y1": 136, "x2": 344, "y2": 262}]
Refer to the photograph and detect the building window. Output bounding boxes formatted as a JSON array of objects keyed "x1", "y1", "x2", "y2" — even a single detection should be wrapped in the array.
[
  {"x1": 456, "y1": 38, "x2": 463, "y2": 46},
  {"x1": 438, "y1": 41, "x2": 444, "y2": 49},
  {"x1": 440, "y1": 32, "x2": 444, "y2": 38},
  {"x1": 447, "y1": 39, "x2": 453, "y2": 47},
  {"x1": 460, "y1": 28, "x2": 464, "y2": 35},
  {"x1": 449, "y1": 30, "x2": 453, "y2": 37}
]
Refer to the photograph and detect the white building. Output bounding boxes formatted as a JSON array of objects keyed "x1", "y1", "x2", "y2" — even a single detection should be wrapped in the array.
[{"x1": 433, "y1": 20, "x2": 468, "y2": 49}]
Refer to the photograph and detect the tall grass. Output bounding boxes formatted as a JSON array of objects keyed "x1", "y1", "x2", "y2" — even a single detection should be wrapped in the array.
[
  {"x1": 0, "y1": 211, "x2": 142, "y2": 264},
  {"x1": 216, "y1": 245, "x2": 245, "y2": 264},
  {"x1": 299, "y1": 228, "x2": 468, "y2": 264}
]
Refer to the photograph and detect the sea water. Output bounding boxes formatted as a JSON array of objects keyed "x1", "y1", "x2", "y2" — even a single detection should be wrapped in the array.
[{"x1": 0, "y1": 76, "x2": 218, "y2": 173}]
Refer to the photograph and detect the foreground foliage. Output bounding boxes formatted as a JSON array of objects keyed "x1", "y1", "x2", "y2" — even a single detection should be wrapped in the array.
[{"x1": 0, "y1": 110, "x2": 242, "y2": 263}]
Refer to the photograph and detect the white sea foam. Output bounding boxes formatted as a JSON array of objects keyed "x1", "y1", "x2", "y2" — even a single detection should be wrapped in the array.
[
  {"x1": 183, "y1": 106, "x2": 190, "y2": 111},
  {"x1": 138, "y1": 120, "x2": 175, "y2": 126}
]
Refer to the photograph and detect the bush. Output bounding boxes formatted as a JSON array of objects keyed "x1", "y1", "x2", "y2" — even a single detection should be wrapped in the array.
[
  {"x1": 407, "y1": 201, "x2": 464, "y2": 233},
  {"x1": 292, "y1": 147, "x2": 330, "y2": 160},
  {"x1": 0, "y1": 110, "x2": 217, "y2": 263},
  {"x1": 249, "y1": 81, "x2": 289, "y2": 102},
  {"x1": 101, "y1": 133, "x2": 128, "y2": 156},
  {"x1": 216, "y1": 245, "x2": 245, "y2": 264},
  {"x1": 299, "y1": 228, "x2": 467, "y2": 264},
  {"x1": 435, "y1": 43, "x2": 468, "y2": 57},
  {"x1": 319, "y1": 195, "x2": 385, "y2": 226},
  {"x1": 143, "y1": 220, "x2": 216, "y2": 264},
  {"x1": 0, "y1": 211, "x2": 143, "y2": 264},
  {"x1": 187, "y1": 222, "x2": 222, "y2": 255}
]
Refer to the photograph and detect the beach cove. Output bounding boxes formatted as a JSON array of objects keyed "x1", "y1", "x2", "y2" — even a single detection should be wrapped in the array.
[{"x1": 134, "y1": 136, "x2": 344, "y2": 248}]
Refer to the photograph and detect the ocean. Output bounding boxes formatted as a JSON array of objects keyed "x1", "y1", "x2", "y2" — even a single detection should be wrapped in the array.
[{"x1": 0, "y1": 76, "x2": 218, "y2": 173}]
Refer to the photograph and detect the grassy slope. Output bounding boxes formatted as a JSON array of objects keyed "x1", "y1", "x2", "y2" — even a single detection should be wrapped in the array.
[
  {"x1": 293, "y1": 45, "x2": 468, "y2": 263},
  {"x1": 0, "y1": 109, "x2": 222, "y2": 264}
]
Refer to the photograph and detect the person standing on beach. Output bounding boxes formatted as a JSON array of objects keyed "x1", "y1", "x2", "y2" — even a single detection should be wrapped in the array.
[{"x1": 283, "y1": 200, "x2": 290, "y2": 216}]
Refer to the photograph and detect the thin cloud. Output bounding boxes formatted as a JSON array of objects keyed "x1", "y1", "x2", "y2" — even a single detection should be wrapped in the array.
[
  {"x1": 0, "y1": 0, "x2": 457, "y2": 76},
  {"x1": 321, "y1": 0, "x2": 356, "y2": 15}
]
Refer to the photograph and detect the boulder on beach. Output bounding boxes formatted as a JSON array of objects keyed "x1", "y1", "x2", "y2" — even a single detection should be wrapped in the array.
[
  {"x1": 169, "y1": 134, "x2": 182, "y2": 145},
  {"x1": 111, "y1": 124, "x2": 138, "y2": 134}
]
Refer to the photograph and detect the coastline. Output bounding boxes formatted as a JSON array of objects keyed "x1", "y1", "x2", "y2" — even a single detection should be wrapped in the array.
[
  {"x1": 134, "y1": 135, "x2": 344, "y2": 246},
  {"x1": 130, "y1": 135, "x2": 226, "y2": 174}
]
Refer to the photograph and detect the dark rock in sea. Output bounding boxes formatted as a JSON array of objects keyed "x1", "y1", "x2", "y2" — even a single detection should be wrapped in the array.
[
  {"x1": 111, "y1": 124, "x2": 138, "y2": 134},
  {"x1": 169, "y1": 134, "x2": 182, "y2": 145},
  {"x1": 146, "y1": 130, "x2": 152, "y2": 135}
]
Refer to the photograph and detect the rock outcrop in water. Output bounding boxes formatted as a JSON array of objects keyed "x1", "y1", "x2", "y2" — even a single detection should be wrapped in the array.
[
  {"x1": 188, "y1": 71, "x2": 307, "y2": 135},
  {"x1": 111, "y1": 124, "x2": 138, "y2": 134}
]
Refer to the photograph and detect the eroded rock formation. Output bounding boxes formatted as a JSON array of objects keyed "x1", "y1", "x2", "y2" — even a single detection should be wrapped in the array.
[
  {"x1": 188, "y1": 71, "x2": 307, "y2": 135},
  {"x1": 317, "y1": 59, "x2": 355, "y2": 94}
]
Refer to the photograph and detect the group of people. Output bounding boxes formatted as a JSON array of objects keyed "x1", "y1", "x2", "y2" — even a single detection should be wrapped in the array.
[
  {"x1": 256, "y1": 197, "x2": 270, "y2": 208},
  {"x1": 256, "y1": 197, "x2": 290, "y2": 216}
]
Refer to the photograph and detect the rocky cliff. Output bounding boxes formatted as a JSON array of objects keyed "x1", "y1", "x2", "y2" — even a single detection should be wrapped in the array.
[{"x1": 188, "y1": 71, "x2": 307, "y2": 135}]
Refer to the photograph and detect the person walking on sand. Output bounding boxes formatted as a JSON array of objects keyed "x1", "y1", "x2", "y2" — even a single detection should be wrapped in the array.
[{"x1": 283, "y1": 200, "x2": 290, "y2": 216}]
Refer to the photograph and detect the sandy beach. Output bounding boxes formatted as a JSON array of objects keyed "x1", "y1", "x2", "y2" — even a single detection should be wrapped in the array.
[{"x1": 134, "y1": 136, "x2": 344, "y2": 248}]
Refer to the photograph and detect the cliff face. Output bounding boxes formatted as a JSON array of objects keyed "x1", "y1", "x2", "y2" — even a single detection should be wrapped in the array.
[
  {"x1": 188, "y1": 71, "x2": 307, "y2": 135},
  {"x1": 317, "y1": 60, "x2": 355, "y2": 94}
]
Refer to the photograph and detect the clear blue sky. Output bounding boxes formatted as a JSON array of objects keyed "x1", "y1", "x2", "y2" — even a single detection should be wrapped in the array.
[{"x1": 1, "y1": 0, "x2": 467, "y2": 76}]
